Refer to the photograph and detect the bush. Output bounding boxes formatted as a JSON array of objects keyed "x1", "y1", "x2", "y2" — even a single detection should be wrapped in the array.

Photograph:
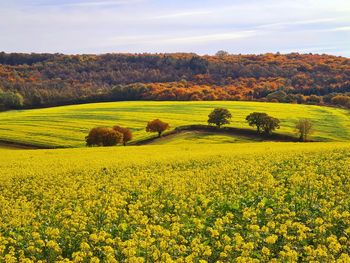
[{"x1": 86, "y1": 127, "x2": 123, "y2": 147}]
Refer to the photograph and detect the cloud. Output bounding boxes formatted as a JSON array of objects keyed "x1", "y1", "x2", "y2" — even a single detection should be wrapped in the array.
[
  {"x1": 153, "y1": 10, "x2": 213, "y2": 20},
  {"x1": 37, "y1": 0, "x2": 145, "y2": 7},
  {"x1": 108, "y1": 30, "x2": 257, "y2": 46},
  {"x1": 0, "y1": 0, "x2": 349, "y2": 56},
  {"x1": 328, "y1": 26, "x2": 350, "y2": 32},
  {"x1": 256, "y1": 18, "x2": 341, "y2": 30}
]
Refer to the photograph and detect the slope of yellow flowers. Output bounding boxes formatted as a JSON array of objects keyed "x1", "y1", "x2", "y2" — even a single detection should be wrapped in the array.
[{"x1": 1, "y1": 142, "x2": 350, "y2": 262}]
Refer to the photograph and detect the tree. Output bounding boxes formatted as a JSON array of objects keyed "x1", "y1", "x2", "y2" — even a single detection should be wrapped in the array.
[
  {"x1": 307, "y1": 95, "x2": 322, "y2": 105},
  {"x1": 0, "y1": 91, "x2": 24, "y2": 109},
  {"x1": 295, "y1": 119, "x2": 313, "y2": 141},
  {"x1": 146, "y1": 119, "x2": 169, "y2": 137},
  {"x1": 261, "y1": 116, "x2": 280, "y2": 135},
  {"x1": 266, "y1": 90, "x2": 287, "y2": 102},
  {"x1": 331, "y1": 95, "x2": 350, "y2": 108},
  {"x1": 86, "y1": 127, "x2": 123, "y2": 147},
  {"x1": 246, "y1": 112, "x2": 280, "y2": 135},
  {"x1": 246, "y1": 112, "x2": 269, "y2": 133},
  {"x1": 208, "y1": 108, "x2": 232, "y2": 128},
  {"x1": 113, "y1": 125, "x2": 133, "y2": 146},
  {"x1": 215, "y1": 50, "x2": 230, "y2": 57}
]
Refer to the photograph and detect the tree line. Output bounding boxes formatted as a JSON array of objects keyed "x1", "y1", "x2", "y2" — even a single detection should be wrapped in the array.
[
  {"x1": 86, "y1": 108, "x2": 313, "y2": 146},
  {"x1": 207, "y1": 108, "x2": 312, "y2": 140},
  {"x1": 86, "y1": 119, "x2": 170, "y2": 147},
  {"x1": 0, "y1": 52, "x2": 349, "y2": 110}
]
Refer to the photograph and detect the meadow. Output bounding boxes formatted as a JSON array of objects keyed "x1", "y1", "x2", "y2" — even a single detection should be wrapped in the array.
[
  {"x1": 0, "y1": 101, "x2": 350, "y2": 147},
  {"x1": 1, "y1": 142, "x2": 350, "y2": 262}
]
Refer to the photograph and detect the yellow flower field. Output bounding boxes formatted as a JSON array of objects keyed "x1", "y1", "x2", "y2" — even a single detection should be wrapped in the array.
[{"x1": 1, "y1": 142, "x2": 350, "y2": 262}]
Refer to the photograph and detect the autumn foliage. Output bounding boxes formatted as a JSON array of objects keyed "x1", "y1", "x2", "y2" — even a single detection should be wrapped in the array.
[
  {"x1": 146, "y1": 119, "x2": 169, "y2": 137},
  {"x1": 85, "y1": 127, "x2": 123, "y2": 147},
  {"x1": 0, "y1": 52, "x2": 349, "y2": 110},
  {"x1": 113, "y1": 126, "x2": 133, "y2": 146}
]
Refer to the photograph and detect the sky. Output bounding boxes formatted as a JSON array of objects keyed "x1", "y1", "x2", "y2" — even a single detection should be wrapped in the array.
[{"x1": 0, "y1": 0, "x2": 349, "y2": 56}]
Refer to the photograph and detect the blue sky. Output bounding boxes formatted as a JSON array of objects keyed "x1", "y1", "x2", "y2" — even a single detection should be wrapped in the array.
[{"x1": 0, "y1": 0, "x2": 349, "y2": 56}]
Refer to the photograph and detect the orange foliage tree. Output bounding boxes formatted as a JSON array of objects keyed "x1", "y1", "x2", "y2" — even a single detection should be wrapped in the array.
[
  {"x1": 85, "y1": 127, "x2": 123, "y2": 147},
  {"x1": 146, "y1": 119, "x2": 169, "y2": 137},
  {"x1": 113, "y1": 126, "x2": 133, "y2": 146}
]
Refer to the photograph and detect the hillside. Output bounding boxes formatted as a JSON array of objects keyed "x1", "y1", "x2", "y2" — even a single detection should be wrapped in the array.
[
  {"x1": 0, "y1": 52, "x2": 349, "y2": 110},
  {"x1": 1, "y1": 142, "x2": 350, "y2": 261},
  {"x1": 0, "y1": 101, "x2": 350, "y2": 148}
]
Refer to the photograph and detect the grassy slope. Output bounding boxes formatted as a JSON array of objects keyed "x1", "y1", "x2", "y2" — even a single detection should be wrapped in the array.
[
  {"x1": 147, "y1": 131, "x2": 258, "y2": 145},
  {"x1": 0, "y1": 101, "x2": 349, "y2": 147}
]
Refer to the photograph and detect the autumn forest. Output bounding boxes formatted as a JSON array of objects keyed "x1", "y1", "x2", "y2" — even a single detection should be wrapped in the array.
[{"x1": 0, "y1": 52, "x2": 350, "y2": 110}]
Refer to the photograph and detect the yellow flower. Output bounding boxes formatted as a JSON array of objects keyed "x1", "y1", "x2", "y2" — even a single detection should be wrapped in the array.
[
  {"x1": 265, "y1": 235, "x2": 278, "y2": 244},
  {"x1": 262, "y1": 246, "x2": 270, "y2": 255},
  {"x1": 46, "y1": 240, "x2": 61, "y2": 253}
]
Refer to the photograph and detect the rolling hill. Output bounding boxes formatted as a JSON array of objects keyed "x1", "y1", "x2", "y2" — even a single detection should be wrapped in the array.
[{"x1": 0, "y1": 101, "x2": 350, "y2": 148}]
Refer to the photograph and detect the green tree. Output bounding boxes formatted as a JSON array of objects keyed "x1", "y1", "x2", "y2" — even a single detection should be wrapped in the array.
[
  {"x1": 0, "y1": 91, "x2": 24, "y2": 109},
  {"x1": 246, "y1": 112, "x2": 268, "y2": 133},
  {"x1": 246, "y1": 112, "x2": 280, "y2": 135},
  {"x1": 207, "y1": 108, "x2": 232, "y2": 128},
  {"x1": 295, "y1": 119, "x2": 313, "y2": 141},
  {"x1": 261, "y1": 116, "x2": 280, "y2": 135}
]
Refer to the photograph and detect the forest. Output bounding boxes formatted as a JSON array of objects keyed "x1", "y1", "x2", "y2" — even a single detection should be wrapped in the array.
[{"x1": 0, "y1": 52, "x2": 349, "y2": 110}]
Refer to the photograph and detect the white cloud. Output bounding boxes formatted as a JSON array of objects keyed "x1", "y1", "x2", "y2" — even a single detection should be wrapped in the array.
[
  {"x1": 108, "y1": 30, "x2": 257, "y2": 46},
  {"x1": 38, "y1": 0, "x2": 145, "y2": 8},
  {"x1": 329, "y1": 26, "x2": 350, "y2": 32}
]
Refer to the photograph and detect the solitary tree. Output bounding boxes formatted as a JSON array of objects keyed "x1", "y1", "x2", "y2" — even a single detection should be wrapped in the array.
[
  {"x1": 261, "y1": 116, "x2": 280, "y2": 135},
  {"x1": 215, "y1": 50, "x2": 230, "y2": 57},
  {"x1": 246, "y1": 112, "x2": 268, "y2": 133},
  {"x1": 295, "y1": 119, "x2": 313, "y2": 141},
  {"x1": 113, "y1": 125, "x2": 133, "y2": 146},
  {"x1": 208, "y1": 108, "x2": 232, "y2": 128},
  {"x1": 146, "y1": 119, "x2": 169, "y2": 137},
  {"x1": 86, "y1": 127, "x2": 123, "y2": 147}
]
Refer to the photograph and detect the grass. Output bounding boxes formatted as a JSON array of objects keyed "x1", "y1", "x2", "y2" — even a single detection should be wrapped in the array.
[
  {"x1": 0, "y1": 101, "x2": 350, "y2": 147},
  {"x1": 148, "y1": 131, "x2": 257, "y2": 145},
  {"x1": 1, "y1": 142, "x2": 350, "y2": 261}
]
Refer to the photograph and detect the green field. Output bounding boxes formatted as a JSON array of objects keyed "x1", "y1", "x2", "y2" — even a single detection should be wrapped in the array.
[
  {"x1": 0, "y1": 101, "x2": 350, "y2": 147},
  {"x1": 147, "y1": 131, "x2": 257, "y2": 145}
]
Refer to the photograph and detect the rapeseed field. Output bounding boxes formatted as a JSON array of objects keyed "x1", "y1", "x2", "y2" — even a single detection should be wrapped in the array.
[{"x1": 1, "y1": 142, "x2": 350, "y2": 262}]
